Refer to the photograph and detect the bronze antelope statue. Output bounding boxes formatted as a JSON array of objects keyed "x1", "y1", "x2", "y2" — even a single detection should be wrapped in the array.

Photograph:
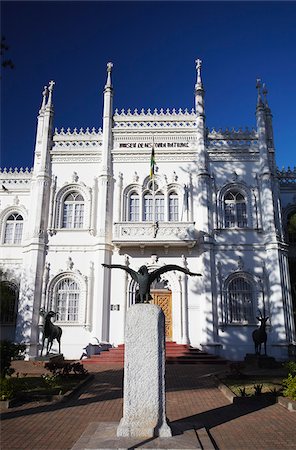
[
  {"x1": 252, "y1": 311, "x2": 269, "y2": 355},
  {"x1": 40, "y1": 308, "x2": 62, "y2": 355}
]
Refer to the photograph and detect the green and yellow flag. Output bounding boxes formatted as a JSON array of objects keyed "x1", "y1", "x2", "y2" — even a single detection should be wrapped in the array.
[{"x1": 150, "y1": 147, "x2": 155, "y2": 178}]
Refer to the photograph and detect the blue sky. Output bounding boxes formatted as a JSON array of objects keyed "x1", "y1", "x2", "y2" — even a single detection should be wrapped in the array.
[{"x1": 1, "y1": 1, "x2": 296, "y2": 169}]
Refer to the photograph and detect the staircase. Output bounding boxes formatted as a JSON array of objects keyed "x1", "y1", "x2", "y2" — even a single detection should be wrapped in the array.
[{"x1": 83, "y1": 342, "x2": 227, "y2": 365}]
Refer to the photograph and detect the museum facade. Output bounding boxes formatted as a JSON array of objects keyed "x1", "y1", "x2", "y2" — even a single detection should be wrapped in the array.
[{"x1": 1, "y1": 61, "x2": 295, "y2": 360}]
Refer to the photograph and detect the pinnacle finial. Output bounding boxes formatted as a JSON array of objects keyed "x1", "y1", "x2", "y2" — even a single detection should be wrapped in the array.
[
  {"x1": 262, "y1": 82, "x2": 269, "y2": 108},
  {"x1": 41, "y1": 85, "x2": 48, "y2": 110},
  {"x1": 195, "y1": 58, "x2": 203, "y2": 91},
  {"x1": 105, "y1": 61, "x2": 113, "y2": 89},
  {"x1": 46, "y1": 80, "x2": 55, "y2": 109},
  {"x1": 256, "y1": 78, "x2": 263, "y2": 107}
]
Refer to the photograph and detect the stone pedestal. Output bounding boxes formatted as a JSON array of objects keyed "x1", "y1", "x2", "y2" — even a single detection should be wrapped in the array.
[{"x1": 117, "y1": 304, "x2": 172, "y2": 438}]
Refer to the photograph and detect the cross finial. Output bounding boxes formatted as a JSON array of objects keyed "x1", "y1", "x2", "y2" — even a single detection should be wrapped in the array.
[
  {"x1": 195, "y1": 58, "x2": 202, "y2": 70},
  {"x1": 48, "y1": 80, "x2": 55, "y2": 92},
  {"x1": 195, "y1": 58, "x2": 203, "y2": 91},
  {"x1": 46, "y1": 80, "x2": 55, "y2": 109}
]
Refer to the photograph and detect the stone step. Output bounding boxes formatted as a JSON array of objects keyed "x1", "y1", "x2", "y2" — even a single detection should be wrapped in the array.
[{"x1": 83, "y1": 342, "x2": 228, "y2": 365}]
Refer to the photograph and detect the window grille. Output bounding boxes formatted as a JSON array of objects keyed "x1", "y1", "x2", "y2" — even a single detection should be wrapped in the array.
[
  {"x1": 227, "y1": 277, "x2": 253, "y2": 323},
  {"x1": 55, "y1": 278, "x2": 80, "y2": 322},
  {"x1": 62, "y1": 192, "x2": 84, "y2": 228},
  {"x1": 4, "y1": 213, "x2": 23, "y2": 244}
]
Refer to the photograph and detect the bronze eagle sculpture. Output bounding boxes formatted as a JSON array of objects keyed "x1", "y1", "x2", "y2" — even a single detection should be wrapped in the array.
[{"x1": 102, "y1": 263, "x2": 201, "y2": 303}]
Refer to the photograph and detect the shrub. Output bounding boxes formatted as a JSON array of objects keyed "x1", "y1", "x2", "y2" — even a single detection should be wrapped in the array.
[
  {"x1": 282, "y1": 374, "x2": 296, "y2": 400},
  {"x1": 253, "y1": 384, "x2": 263, "y2": 395},
  {"x1": 0, "y1": 341, "x2": 26, "y2": 379},
  {"x1": 44, "y1": 361, "x2": 88, "y2": 378},
  {"x1": 239, "y1": 387, "x2": 248, "y2": 397},
  {"x1": 284, "y1": 361, "x2": 296, "y2": 376},
  {"x1": 0, "y1": 378, "x2": 14, "y2": 400},
  {"x1": 282, "y1": 361, "x2": 296, "y2": 400}
]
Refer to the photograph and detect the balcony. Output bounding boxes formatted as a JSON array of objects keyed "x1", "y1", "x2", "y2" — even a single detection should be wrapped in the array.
[{"x1": 112, "y1": 222, "x2": 199, "y2": 249}]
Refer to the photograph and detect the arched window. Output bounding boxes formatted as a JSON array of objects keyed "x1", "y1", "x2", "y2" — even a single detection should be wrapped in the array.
[
  {"x1": 168, "y1": 192, "x2": 179, "y2": 221},
  {"x1": 62, "y1": 192, "x2": 84, "y2": 228},
  {"x1": 224, "y1": 191, "x2": 247, "y2": 228},
  {"x1": 128, "y1": 192, "x2": 139, "y2": 222},
  {"x1": 228, "y1": 277, "x2": 254, "y2": 323},
  {"x1": 0, "y1": 282, "x2": 18, "y2": 324},
  {"x1": 287, "y1": 211, "x2": 296, "y2": 243},
  {"x1": 54, "y1": 278, "x2": 80, "y2": 322},
  {"x1": 4, "y1": 213, "x2": 23, "y2": 244}
]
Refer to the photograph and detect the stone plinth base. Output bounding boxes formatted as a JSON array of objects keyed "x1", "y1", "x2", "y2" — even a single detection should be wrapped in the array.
[
  {"x1": 244, "y1": 354, "x2": 279, "y2": 368},
  {"x1": 117, "y1": 304, "x2": 171, "y2": 438},
  {"x1": 71, "y1": 422, "x2": 209, "y2": 449},
  {"x1": 32, "y1": 354, "x2": 64, "y2": 363}
]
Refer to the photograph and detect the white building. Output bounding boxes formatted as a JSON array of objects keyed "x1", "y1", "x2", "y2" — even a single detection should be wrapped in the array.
[{"x1": 1, "y1": 61, "x2": 295, "y2": 361}]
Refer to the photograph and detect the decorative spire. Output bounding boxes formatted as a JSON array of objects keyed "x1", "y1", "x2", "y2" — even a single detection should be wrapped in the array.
[
  {"x1": 195, "y1": 58, "x2": 203, "y2": 91},
  {"x1": 41, "y1": 85, "x2": 48, "y2": 110},
  {"x1": 46, "y1": 80, "x2": 55, "y2": 109},
  {"x1": 262, "y1": 83, "x2": 269, "y2": 108},
  {"x1": 105, "y1": 61, "x2": 113, "y2": 90},
  {"x1": 256, "y1": 78, "x2": 264, "y2": 108}
]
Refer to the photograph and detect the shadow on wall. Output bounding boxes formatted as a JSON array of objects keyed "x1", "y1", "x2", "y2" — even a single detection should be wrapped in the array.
[{"x1": 179, "y1": 156, "x2": 291, "y2": 361}]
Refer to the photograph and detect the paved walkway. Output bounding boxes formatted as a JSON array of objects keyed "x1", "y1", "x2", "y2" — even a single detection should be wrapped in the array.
[{"x1": 1, "y1": 362, "x2": 296, "y2": 450}]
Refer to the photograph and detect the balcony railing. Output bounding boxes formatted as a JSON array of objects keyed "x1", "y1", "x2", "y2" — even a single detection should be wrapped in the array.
[{"x1": 113, "y1": 222, "x2": 199, "y2": 248}]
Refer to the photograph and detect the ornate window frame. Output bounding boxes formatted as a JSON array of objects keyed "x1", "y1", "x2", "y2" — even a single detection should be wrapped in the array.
[
  {"x1": 122, "y1": 184, "x2": 141, "y2": 222},
  {"x1": 218, "y1": 183, "x2": 252, "y2": 229},
  {"x1": 0, "y1": 205, "x2": 27, "y2": 245},
  {"x1": 222, "y1": 272, "x2": 257, "y2": 325},
  {"x1": 47, "y1": 271, "x2": 87, "y2": 326},
  {"x1": 53, "y1": 183, "x2": 92, "y2": 231},
  {"x1": 122, "y1": 177, "x2": 183, "y2": 223}
]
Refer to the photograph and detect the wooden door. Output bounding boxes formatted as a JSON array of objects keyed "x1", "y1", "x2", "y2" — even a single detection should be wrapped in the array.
[{"x1": 151, "y1": 290, "x2": 172, "y2": 341}]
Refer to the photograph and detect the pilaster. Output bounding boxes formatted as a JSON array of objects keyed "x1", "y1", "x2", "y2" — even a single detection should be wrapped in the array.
[{"x1": 16, "y1": 82, "x2": 55, "y2": 357}]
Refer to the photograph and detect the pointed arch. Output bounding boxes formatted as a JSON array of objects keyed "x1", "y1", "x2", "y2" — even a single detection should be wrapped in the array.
[{"x1": 218, "y1": 182, "x2": 252, "y2": 228}]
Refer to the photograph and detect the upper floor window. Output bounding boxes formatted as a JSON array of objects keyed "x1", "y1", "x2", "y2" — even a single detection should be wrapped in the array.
[
  {"x1": 228, "y1": 277, "x2": 254, "y2": 323},
  {"x1": 224, "y1": 191, "x2": 247, "y2": 228},
  {"x1": 54, "y1": 278, "x2": 80, "y2": 322},
  {"x1": 169, "y1": 192, "x2": 179, "y2": 221},
  {"x1": 124, "y1": 178, "x2": 182, "y2": 223},
  {"x1": 129, "y1": 193, "x2": 140, "y2": 222},
  {"x1": 143, "y1": 193, "x2": 164, "y2": 222},
  {"x1": 62, "y1": 192, "x2": 84, "y2": 229},
  {"x1": 4, "y1": 213, "x2": 23, "y2": 244}
]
